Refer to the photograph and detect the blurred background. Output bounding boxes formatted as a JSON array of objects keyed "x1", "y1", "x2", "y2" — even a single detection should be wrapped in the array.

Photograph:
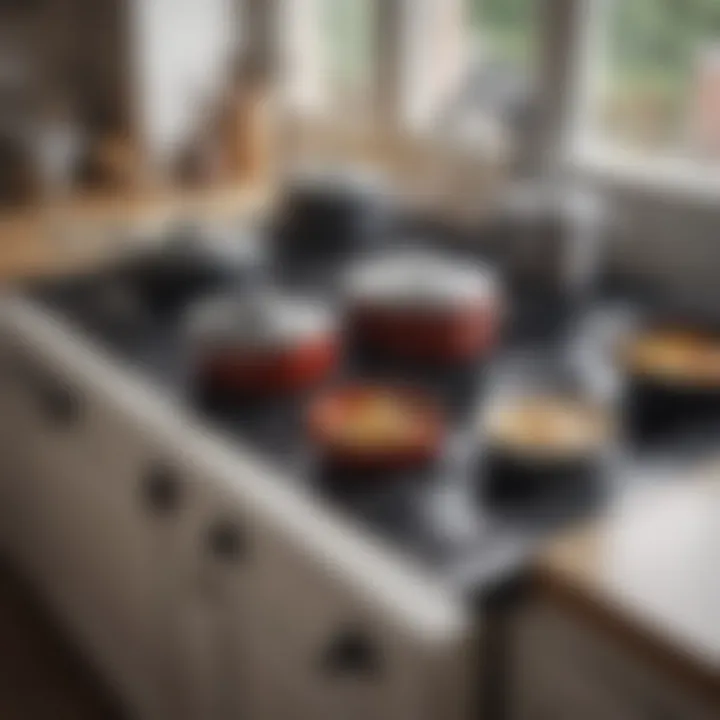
[
  {"x1": 0, "y1": 2, "x2": 719, "y2": 720},
  {"x1": 3, "y1": 0, "x2": 720, "y2": 291}
]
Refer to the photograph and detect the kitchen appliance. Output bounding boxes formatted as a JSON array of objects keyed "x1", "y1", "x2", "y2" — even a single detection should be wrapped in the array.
[{"x1": 345, "y1": 250, "x2": 503, "y2": 365}]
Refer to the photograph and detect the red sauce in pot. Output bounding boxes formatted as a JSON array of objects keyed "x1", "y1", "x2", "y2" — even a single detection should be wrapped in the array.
[
  {"x1": 349, "y1": 300, "x2": 501, "y2": 363},
  {"x1": 201, "y1": 335, "x2": 339, "y2": 396}
]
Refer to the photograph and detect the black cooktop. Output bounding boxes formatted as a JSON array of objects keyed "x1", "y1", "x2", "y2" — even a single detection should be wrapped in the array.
[{"x1": 24, "y1": 239, "x2": 720, "y2": 596}]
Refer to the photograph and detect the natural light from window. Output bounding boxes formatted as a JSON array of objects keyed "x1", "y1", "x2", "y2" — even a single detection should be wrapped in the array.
[{"x1": 581, "y1": 0, "x2": 720, "y2": 178}]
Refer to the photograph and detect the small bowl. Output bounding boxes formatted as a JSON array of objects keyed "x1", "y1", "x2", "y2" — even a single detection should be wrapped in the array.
[
  {"x1": 619, "y1": 326, "x2": 720, "y2": 439},
  {"x1": 345, "y1": 251, "x2": 503, "y2": 364},
  {"x1": 478, "y1": 394, "x2": 612, "y2": 503},
  {"x1": 307, "y1": 384, "x2": 445, "y2": 472},
  {"x1": 189, "y1": 292, "x2": 340, "y2": 398}
]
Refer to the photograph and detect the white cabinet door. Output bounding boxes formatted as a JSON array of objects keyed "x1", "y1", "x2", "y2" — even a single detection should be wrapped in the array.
[
  {"x1": 512, "y1": 601, "x2": 718, "y2": 720},
  {"x1": 0, "y1": 301, "x2": 472, "y2": 720},
  {"x1": 47, "y1": 373, "x2": 225, "y2": 720},
  {"x1": 0, "y1": 343, "x2": 85, "y2": 576},
  {"x1": 0, "y1": 337, "x2": 45, "y2": 556},
  {"x1": 63, "y1": 395, "x2": 175, "y2": 718},
  {"x1": 147, "y1": 462, "x2": 233, "y2": 720},
  {"x1": 206, "y1": 485, "x2": 471, "y2": 720}
]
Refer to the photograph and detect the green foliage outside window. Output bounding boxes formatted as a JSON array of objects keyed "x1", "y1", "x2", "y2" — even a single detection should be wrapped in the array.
[
  {"x1": 471, "y1": 0, "x2": 536, "y2": 67},
  {"x1": 473, "y1": 0, "x2": 720, "y2": 149}
]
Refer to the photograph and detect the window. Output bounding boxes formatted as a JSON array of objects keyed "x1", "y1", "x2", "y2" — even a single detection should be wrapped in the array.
[
  {"x1": 419, "y1": 0, "x2": 537, "y2": 147},
  {"x1": 321, "y1": 0, "x2": 376, "y2": 115},
  {"x1": 281, "y1": 0, "x2": 539, "y2": 135},
  {"x1": 280, "y1": 0, "x2": 376, "y2": 122},
  {"x1": 584, "y1": 0, "x2": 720, "y2": 166},
  {"x1": 470, "y1": 0, "x2": 536, "y2": 71}
]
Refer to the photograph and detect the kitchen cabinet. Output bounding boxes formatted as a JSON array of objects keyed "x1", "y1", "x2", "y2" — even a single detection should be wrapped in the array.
[
  {"x1": 0, "y1": 329, "x2": 44, "y2": 558},
  {"x1": 0, "y1": 296, "x2": 472, "y2": 720},
  {"x1": 0, "y1": 320, "x2": 85, "y2": 573},
  {"x1": 203, "y1": 481, "x2": 472, "y2": 720},
  {"x1": 523, "y1": 477, "x2": 720, "y2": 720},
  {"x1": 0, "y1": 300, "x2": 196, "y2": 718},
  {"x1": 511, "y1": 600, "x2": 717, "y2": 720}
]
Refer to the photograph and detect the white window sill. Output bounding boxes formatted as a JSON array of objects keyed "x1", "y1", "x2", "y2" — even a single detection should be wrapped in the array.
[{"x1": 567, "y1": 139, "x2": 720, "y2": 206}]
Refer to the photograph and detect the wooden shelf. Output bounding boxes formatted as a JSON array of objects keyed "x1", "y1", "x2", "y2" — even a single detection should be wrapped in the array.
[{"x1": 0, "y1": 181, "x2": 273, "y2": 281}]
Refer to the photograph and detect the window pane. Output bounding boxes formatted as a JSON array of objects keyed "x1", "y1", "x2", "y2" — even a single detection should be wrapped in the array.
[
  {"x1": 598, "y1": 0, "x2": 720, "y2": 161},
  {"x1": 435, "y1": 0, "x2": 535, "y2": 138},
  {"x1": 322, "y1": 0, "x2": 375, "y2": 112},
  {"x1": 470, "y1": 0, "x2": 536, "y2": 69}
]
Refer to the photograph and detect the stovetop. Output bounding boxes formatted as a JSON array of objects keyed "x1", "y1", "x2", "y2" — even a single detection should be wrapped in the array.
[{"x1": 23, "y1": 242, "x2": 720, "y2": 596}]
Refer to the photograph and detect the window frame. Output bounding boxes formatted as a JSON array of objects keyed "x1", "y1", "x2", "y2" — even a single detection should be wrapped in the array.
[
  {"x1": 565, "y1": 0, "x2": 720, "y2": 199},
  {"x1": 276, "y1": 0, "x2": 720, "y2": 202}
]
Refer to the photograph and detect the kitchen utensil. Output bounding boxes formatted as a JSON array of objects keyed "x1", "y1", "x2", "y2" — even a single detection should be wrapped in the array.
[
  {"x1": 307, "y1": 384, "x2": 445, "y2": 474},
  {"x1": 189, "y1": 290, "x2": 339, "y2": 397},
  {"x1": 345, "y1": 250, "x2": 503, "y2": 364},
  {"x1": 275, "y1": 165, "x2": 393, "y2": 259}
]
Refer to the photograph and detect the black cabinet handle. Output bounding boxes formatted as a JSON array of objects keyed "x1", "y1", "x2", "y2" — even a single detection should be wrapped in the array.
[
  {"x1": 143, "y1": 464, "x2": 182, "y2": 515},
  {"x1": 207, "y1": 519, "x2": 247, "y2": 562},
  {"x1": 320, "y1": 628, "x2": 381, "y2": 679},
  {"x1": 14, "y1": 355, "x2": 82, "y2": 429},
  {"x1": 36, "y1": 374, "x2": 82, "y2": 428},
  {"x1": 40, "y1": 383, "x2": 82, "y2": 428}
]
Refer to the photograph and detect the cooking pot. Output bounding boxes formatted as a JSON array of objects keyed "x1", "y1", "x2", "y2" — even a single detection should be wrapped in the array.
[
  {"x1": 344, "y1": 250, "x2": 503, "y2": 364},
  {"x1": 118, "y1": 222, "x2": 264, "y2": 312},
  {"x1": 188, "y1": 291, "x2": 339, "y2": 397},
  {"x1": 487, "y1": 179, "x2": 607, "y2": 340},
  {"x1": 307, "y1": 384, "x2": 445, "y2": 477},
  {"x1": 275, "y1": 165, "x2": 394, "y2": 259},
  {"x1": 478, "y1": 392, "x2": 612, "y2": 505},
  {"x1": 616, "y1": 314, "x2": 720, "y2": 441}
]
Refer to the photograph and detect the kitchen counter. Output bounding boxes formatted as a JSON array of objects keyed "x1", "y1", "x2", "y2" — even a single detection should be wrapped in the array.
[
  {"x1": 0, "y1": 183, "x2": 272, "y2": 282},
  {"x1": 5, "y1": 187, "x2": 720, "y2": 716},
  {"x1": 535, "y1": 472, "x2": 720, "y2": 708}
]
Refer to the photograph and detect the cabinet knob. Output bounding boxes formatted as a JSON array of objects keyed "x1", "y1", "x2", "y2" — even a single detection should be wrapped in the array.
[
  {"x1": 18, "y1": 358, "x2": 82, "y2": 429},
  {"x1": 143, "y1": 464, "x2": 182, "y2": 514},
  {"x1": 321, "y1": 628, "x2": 381, "y2": 679},
  {"x1": 207, "y1": 519, "x2": 247, "y2": 562},
  {"x1": 39, "y1": 377, "x2": 82, "y2": 428}
]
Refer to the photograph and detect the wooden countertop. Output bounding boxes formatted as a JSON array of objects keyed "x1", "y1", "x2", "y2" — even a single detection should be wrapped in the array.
[
  {"x1": 536, "y1": 472, "x2": 720, "y2": 705},
  {"x1": 0, "y1": 182, "x2": 272, "y2": 282}
]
